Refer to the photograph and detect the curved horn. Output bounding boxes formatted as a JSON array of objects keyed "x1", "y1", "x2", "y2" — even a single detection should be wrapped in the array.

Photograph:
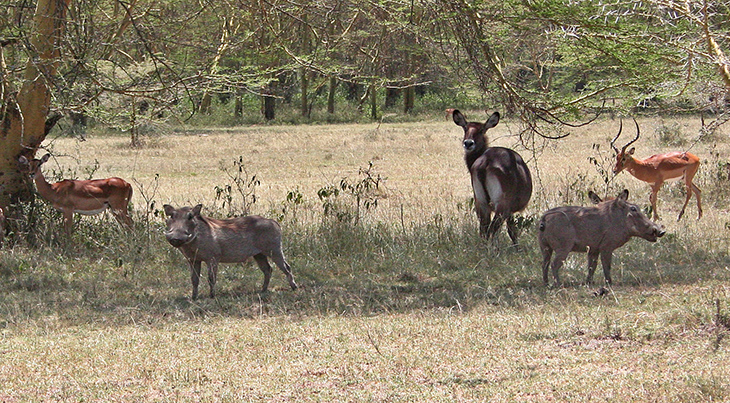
[
  {"x1": 621, "y1": 117, "x2": 641, "y2": 152},
  {"x1": 610, "y1": 119, "x2": 623, "y2": 153}
]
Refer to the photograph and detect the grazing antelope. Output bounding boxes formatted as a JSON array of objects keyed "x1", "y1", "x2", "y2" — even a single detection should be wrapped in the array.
[
  {"x1": 18, "y1": 154, "x2": 133, "y2": 234},
  {"x1": 611, "y1": 119, "x2": 702, "y2": 221},
  {"x1": 452, "y1": 109, "x2": 533, "y2": 243},
  {"x1": 539, "y1": 189, "x2": 665, "y2": 286},
  {"x1": 164, "y1": 204, "x2": 298, "y2": 299}
]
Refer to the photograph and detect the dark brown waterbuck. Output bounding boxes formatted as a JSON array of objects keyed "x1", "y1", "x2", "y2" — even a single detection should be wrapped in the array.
[
  {"x1": 452, "y1": 109, "x2": 532, "y2": 243},
  {"x1": 539, "y1": 189, "x2": 665, "y2": 287},
  {"x1": 611, "y1": 119, "x2": 702, "y2": 221},
  {"x1": 163, "y1": 204, "x2": 298, "y2": 299},
  {"x1": 18, "y1": 154, "x2": 133, "y2": 234}
]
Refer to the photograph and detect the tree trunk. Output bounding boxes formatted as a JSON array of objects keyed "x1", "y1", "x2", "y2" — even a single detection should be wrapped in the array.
[
  {"x1": 262, "y1": 85, "x2": 275, "y2": 121},
  {"x1": 327, "y1": 76, "x2": 337, "y2": 114},
  {"x1": 0, "y1": 0, "x2": 71, "y2": 209},
  {"x1": 301, "y1": 68, "x2": 309, "y2": 118},
  {"x1": 404, "y1": 86, "x2": 415, "y2": 114},
  {"x1": 369, "y1": 85, "x2": 378, "y2": 120}
]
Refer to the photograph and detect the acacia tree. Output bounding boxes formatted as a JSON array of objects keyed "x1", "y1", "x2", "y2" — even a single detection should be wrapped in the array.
[
  {"x1": 1, "y1": 0, "x2": 72, "y2": 209},
  {"x1": 433, "y1": 0, "x2": 729, "y2": 138}
]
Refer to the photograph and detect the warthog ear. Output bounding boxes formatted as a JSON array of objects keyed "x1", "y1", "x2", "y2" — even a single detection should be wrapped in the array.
[
  {"x1": 192, "y1": 204, "x2": 203, "y2": 217},
  {"x1": 452, "y1": 109, "x2": 467, "y2": 128},
  {"x1": 588, "y1": 190, "x2": 602, "y2": 204},
  {"x1": 618, "y1": 189, "x2": 629, "y2": 201},
  {"x1": 163, "y1": 204, "x2": 176, "y2": 217},
  {"x1": 485, "y1": 112, "x2": 500, "y2": 129}
]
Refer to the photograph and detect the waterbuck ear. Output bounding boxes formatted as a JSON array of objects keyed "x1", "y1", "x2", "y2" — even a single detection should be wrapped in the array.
[
  {"x1": 192, "y1": 204, "x2": 203, "y2": 217},
  {"x1": 163, "y1": 204, "x2": 176, "y2": 217},
  {"x1": 485, "y1": 112, "x2": 500, "y2": 129},
  {"x1": 627, "y1": 147, "x2": 635, "y2": 155},
  {"x1": 618, "y1": 189, "x2": 629, "y2": 201},
  {"x1": 452, "y1": 109, "x2": 468, "y2": 128},
  {"x1": 588, "y1": 190, "x2": 602, "y2": 204},
  {"x1": 39, "y1": 154, "x2": 51, "y2": 164}
]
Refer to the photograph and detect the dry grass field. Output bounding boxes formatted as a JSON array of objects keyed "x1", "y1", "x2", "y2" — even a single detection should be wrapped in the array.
[{"x1": 2, "y1": 114, "x2": 730, "y2": 401}]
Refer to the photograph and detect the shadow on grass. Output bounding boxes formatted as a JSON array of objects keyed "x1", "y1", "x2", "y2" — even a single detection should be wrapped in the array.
[{"x1": 0, "y1": 218, "x2": 728, "y2": 328}]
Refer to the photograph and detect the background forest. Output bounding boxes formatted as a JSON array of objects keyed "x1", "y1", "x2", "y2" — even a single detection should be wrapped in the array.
[{"x1": 1, "y1": 0, "x2": 729, "y2": 152}]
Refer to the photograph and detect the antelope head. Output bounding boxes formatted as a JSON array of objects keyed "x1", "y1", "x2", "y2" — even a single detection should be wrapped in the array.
[{"x1": 610, "y1": 118, "x2": 640, "y2": 174}]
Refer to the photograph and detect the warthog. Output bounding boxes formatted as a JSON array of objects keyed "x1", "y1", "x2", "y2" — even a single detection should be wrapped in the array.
[
  {"x1": 164, "y1": 204, "x2": 298, "y2": 299},
  {"x1": 538, "y1": 189, "x2": 665, "y2": 286}
]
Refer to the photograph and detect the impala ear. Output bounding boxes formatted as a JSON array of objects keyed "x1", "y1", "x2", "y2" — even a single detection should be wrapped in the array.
[
  {"x1": 627, "y1": 147, "x2": 635, "y2": 155},
  {"x1": 618, "y1": 189, "x2": 629, "y2": 201},
  {"x1": 192, "y1": 204, "x2": 203, "y2": 217},
  {"x1": 18, "y1": 156, "x2": 28, "y2": 165},
  {"x1": 452, "y1": 109, "x2": 468, "y2": 128},
  {"x1": 163, "y1": 204, "x2": 176, "y2": 217},
  {"x1": 485, "y1": 112, "x2": 500, "y2": 129},
  {"x1": 39, "y1": 154, "x2": 51, "y2": 164}
]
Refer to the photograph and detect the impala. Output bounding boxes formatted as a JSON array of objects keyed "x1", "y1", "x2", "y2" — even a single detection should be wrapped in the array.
[
  {"x1": 18, "y1": 154, "x2": 134, "y2": 234},
  {"x1": 611, "y1": 119, "x2": 702, "y2": 221},
  {"x1": 452, "y1": 109, "x2": 533, "y2": 244}
]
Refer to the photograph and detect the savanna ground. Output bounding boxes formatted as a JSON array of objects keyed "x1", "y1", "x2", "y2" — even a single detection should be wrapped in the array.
[{"x1": 2, "y1": 114, "x2": 730, "y2": 401}]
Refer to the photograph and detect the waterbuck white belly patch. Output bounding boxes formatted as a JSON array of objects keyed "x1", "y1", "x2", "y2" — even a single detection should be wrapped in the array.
[
  {"x1": 472, "y1": 175, "x2": 489, "y2": 210},
  {"x1": 486, "y1": 172, "x2": 503, "y2": 208}
]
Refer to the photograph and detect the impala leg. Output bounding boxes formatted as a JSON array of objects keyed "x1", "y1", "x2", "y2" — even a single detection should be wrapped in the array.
[
  {"x1": 692, "y1": 183, "x2": 702, "y2": 219},
  {"x1": 62, "y1": 209, "x2": 75, "y2": 235},
  {"x1": 253, "y1": 254, "x2": 273, "y2": 292},
  {"x1": 649, "y1": 183, "x2": 662, "y2": 221}
]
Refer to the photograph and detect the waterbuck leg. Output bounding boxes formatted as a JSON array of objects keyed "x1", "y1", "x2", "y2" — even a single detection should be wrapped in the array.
[
  {"x1": 269, "y1": 251, "x2": 298, "y2": 290},
  {"x1": 586, "y1": 250, "x2": 599, "y2": 285},
  {"x1": 600, "y1": 250, "x2": 613, "y2": 285},
  {"x1": 253, "y1": 254, "x2": 273, "y2": 292},
  {"x1": 506, "y1": 214, "x2": 519, "y2": 245},
  {"x1": 190, "y1": 260, "x2": 202, "y2": 300},
  {"x1": 487, "y1": 214, "x2": 505, "y2": 240}
]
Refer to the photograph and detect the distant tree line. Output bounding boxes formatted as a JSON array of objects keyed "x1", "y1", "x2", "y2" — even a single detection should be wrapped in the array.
[{"x1": 1, "y1": 0, "x2": 729, "y2": 207}]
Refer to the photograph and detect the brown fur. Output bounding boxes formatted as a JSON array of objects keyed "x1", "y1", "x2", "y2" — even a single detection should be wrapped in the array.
[
  {"x1": 452, "y1": 109, "x2": 533, "y2": 243},
  {"x1": 538, "y1": 190, "x2": 665, "y2": 286},
  {"x1": 163, "y1": 204, "x2": 297, "y2": 299},
  {"x1": 18, "y1": 154, "x2": 133, "y2": 234},
  {"x1": 611, "y1": 120, "x2": 702, "y2": 221}
]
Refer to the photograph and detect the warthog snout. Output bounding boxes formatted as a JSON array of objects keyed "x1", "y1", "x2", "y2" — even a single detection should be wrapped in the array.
[
  {"x1": 647, "y1": 225, "x2": 666, "y2": 242},
  {"x1": 165, "y1": 231, "x2": 193, "y2": 247}
]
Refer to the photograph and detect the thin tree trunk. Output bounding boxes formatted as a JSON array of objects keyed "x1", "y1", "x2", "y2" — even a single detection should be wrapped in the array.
[{"x1": 327, "y1": 76, "x2": 337, "y2": 114}]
